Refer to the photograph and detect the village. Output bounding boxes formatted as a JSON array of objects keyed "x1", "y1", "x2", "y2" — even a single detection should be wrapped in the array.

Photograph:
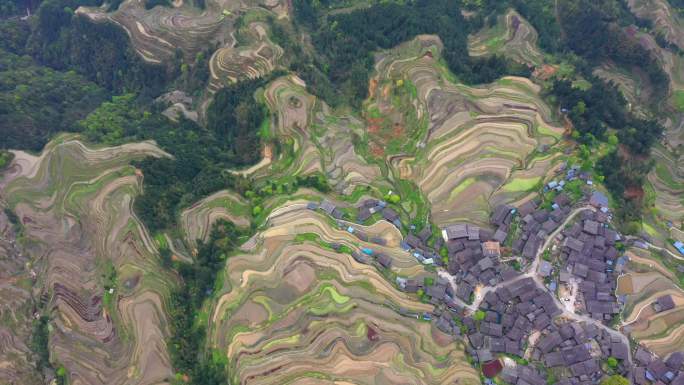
[{"x1": 307, "y1": 164, "x2": 684, "y2": 385}]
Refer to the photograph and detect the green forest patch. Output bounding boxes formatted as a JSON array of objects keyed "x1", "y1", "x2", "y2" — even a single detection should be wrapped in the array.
[{"x1": 673, "y1": 90, "x2": 684, "y2": 112}]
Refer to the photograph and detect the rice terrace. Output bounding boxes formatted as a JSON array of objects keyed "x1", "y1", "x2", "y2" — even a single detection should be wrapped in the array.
[{"x1": 1, "y1": 0, "x2": 684, "y2": 385}]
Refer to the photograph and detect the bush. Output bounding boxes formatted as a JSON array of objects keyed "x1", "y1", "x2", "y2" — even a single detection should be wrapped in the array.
[
  {"x1": 252, "y1": 205, "x2": 262, "y2": 216},
  {"x1": 601, "y1": 375, "x2": 629, "y2": 385},
  {"x1": 0, "y1": 150, "x2": 15, "y2": 170}
]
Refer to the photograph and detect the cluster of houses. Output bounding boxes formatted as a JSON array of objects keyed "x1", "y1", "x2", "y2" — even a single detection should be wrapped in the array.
[
  {"x1": 303, "y1": 186, "x2": 684, "y2": 385},
  {"x1": 513, "y1": 196, "x2": 566, "y2": 260},
  {"x1": 462, "y1": 276, "x2": 635, "y2": 384},
  {"x1": 633, "y1": 348, "x2": 684, "y2": 384},
  {"x1": 356, "y1": 199, "x2": 403, "y2": 228},
  {"x1": 465, "y1": 278, "x2": 561, "y2": 364},
  {"x1": 440, "y1": 222, "x2": 518, "y2": 303},
  {"x1": 556, "y1": 208, "x2": 623, "y2": 321}
]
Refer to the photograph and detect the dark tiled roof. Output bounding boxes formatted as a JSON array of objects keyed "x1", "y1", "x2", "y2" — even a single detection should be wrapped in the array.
[
  {"x1": 657, "y1": 295, "x2": 676, "y2": 312},
  {"x1": 444, "y1": 224, "x2": 468, "y2": 240}
]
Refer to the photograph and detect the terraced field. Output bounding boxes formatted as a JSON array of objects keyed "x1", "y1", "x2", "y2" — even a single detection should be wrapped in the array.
[
  {"x1": 1, "y1": 136, "x2": 175, "y2": 385},
  {"x1": 9, "y1": 1, "x2": 684, "y2": 379},
  {"x1": 78, "y1": 0, "x2": 285, "y2": 65},
  {"x1": 621, "y1": 2, "x2": 684, "y2": 229},
  {"x1": 208, "y1": 21, "x2": 283, "y2": 93},
  {"x1": 369, "y1": 36, "x2": 565, "y2": 225},
  {"x1": 467, "y1": 9, "x2": 544, "y2": 67},
  {"x1": 628, "y1": 0, "x2": 684, "y2": 50},
  {"x1": 257, "y1": 75, "x2": 384, "y2": 194},
  {"x1": 0, "y1": 209, "x2": 42, "y2": 385},
  {"x1": 649, "y1": 141, "x2": 684, "y2": 227},
  {"x1": 180, "y1": 190, "x2": 250, "y2": 246},
  {"x1": 593, "y1": 63, "x2": 652, "y2": 112},
  {"x1": 621, "y1": 247, "x2": 684, "y2": 357},
  {"x1": 208, "y1": 207, "x2": 479, "y2": 385}
]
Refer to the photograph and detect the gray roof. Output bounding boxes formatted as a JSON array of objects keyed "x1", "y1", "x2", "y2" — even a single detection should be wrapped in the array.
[
  {"x1": 564, "y1": 237, "x2": 584, "y2": 252},
  {"x1": 319, "y1": 199, "x2": 336, "y2": 214},
  {"x1": 590, "y1": 191, "x2": 609, "y2": 208},
  {"x1": 376, "y1": 253, "x2": 392, "y2": 268},
  {"x1": 468, "y1": 225, "x2": 480, "y2": 240},
  {"x1": 657, "y1": 295, "x2": 676, "y2": 312},
  {"x1": 382, "y1": 207, "x2": 399, "y2": 221},
  {"x1": 583, "y1": 220, "x2": 599, "y2": 235},
  {"x1": 444, "y1": 224, "x2": 468, "y2": 240},
  {"x1": 493, "y1": 229, "x2": 507, "y2": 243},
  {"x1": 538, "y1": 261, "x2": 553, "y2": 277}
]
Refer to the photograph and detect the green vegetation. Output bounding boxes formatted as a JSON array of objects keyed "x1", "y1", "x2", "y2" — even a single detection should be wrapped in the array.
[
  {"x1": 79, "y1": 94, "x2": 143, "y2": 144},
  {"x1": 502, "y1": 177, "x2": 541, "y2": 192},
  {"x1": 0, "y1": 150, "x2": 14, "y2": 170},
  {"x1": 30, "y1": 315, "x2": 67, "y2": 384},
  {"x1": 473, "y1": 310, "x2": 486, "y2": 321},
  {"x1": 167, "y1": 220, "x2": 243, "y2": 384},
  {"x1": 550, "y1": 64, "x2": 663, "y2": 226},
  {"x1": 0, "y1": 49, "x2": 107, "y2": 151},
  {"x1": 74, "y1": 76, "x2": 274, "y2": 232},
  {"x1": 31, "y1": 316, "x2": 51, "y2": 372},
  {"x1": 28, "y1": 1, "x2": 167, "y2": 94},
  {"x1": 600, "y1": 374, "x2": 629, "y2": 385},
  {"x1": 101, "y1": 261, "x2": 117, "y2": 310},
  {"x1": 674, "y1": 90, "x2": 684, "y2": 112},
  {"x1": 606, "y1": 356, "x2": 618, "y2": 368},
  {"x1": 293, "y1": 0, "x2": 529, "y2": 107}
]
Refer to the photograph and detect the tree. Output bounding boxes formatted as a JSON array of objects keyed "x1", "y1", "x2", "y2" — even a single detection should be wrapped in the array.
[
  {"x1": 79, "y1": 94, "x2": 141, "y2": 143},
  {"x1": 473, "y1": 310, "x2": 486, "y2": 321},
  {"x1": 0, "y1": 48, "x2": 107, "y2": 151},
  {"x1": 606, "y1": 356, "x2": 618, "y2": 368},
  {"x1": 601, "y1": 374, "x2": 629, "y2": 385},
  {"x1": 0, "y1": 151, "x2": 15, "y2": 170}
]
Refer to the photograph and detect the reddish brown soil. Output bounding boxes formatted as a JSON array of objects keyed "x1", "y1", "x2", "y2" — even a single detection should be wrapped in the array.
[
  {"x1": 367, "y1": 325, "x2": 379, "y2": 341},
  {"x1": 392, "y1": 122, "x2": 405, "y2": 138},
  {"x1": 367, "y1": 117, "x2": 383, "y2": 135},
  {"x1": 533, "y1": 64, "x2": 558, "y2": 81},
  {"x1": 625, "y1": 186, "x2": 645, "y2": 200},
  {"x1": 368, "y1": 78, "x2": 378, "y2": 97},
  {"x1": 370, "y1": 142, "x2": 385, "y2": 158}
]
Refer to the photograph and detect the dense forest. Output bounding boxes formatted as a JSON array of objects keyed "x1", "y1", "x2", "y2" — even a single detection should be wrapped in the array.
[
  {"x1": 74, "y1": 75, "x2": 271, "y2": 232},
  {"x1": 164, "y1": 219, "x2": 243, "y2": 385},
  {"x1": 292, "y1": 0, "x2": 530, "y2": 106},
  {"x1": 27, "y1": 5, "x2": 168, "y2": 95},
  {"x1": 0, "y1": 0, "x2": 168, "y2": 151},
  {"x1": 550, "y1": 0, "x2": 666, "y2": 223},
  {"x1": 0, "y1": 0, "x2": 38, "y2": 17},
  {"x1": 0, "y1": 48, "x2": 107, "y2": 151}
]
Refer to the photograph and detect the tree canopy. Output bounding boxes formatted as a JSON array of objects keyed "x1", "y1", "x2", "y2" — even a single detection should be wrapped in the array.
[{"x1": 601, "y1": 375, "x2": 629, "y2": 385}]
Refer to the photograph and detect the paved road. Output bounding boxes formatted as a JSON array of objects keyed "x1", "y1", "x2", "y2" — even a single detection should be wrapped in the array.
[
  {"x1": 625, "y1": 235, "x2": 684, "y2": 261},
  {"x1": 281, "y1": 199, "x2": 635, "y2": 364},
  {"x1": 527, "y1": 258, "x2": 634, "y2": 366},
  {"x1": 466, "y1": 205, "x2": 595, "y2": 311},
  {"x1": 525, "y1": 205, "x2": 632, "y2": 365},
  {"x1": 440, "y1": 204, "x2": 634, "y2": 364}
]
